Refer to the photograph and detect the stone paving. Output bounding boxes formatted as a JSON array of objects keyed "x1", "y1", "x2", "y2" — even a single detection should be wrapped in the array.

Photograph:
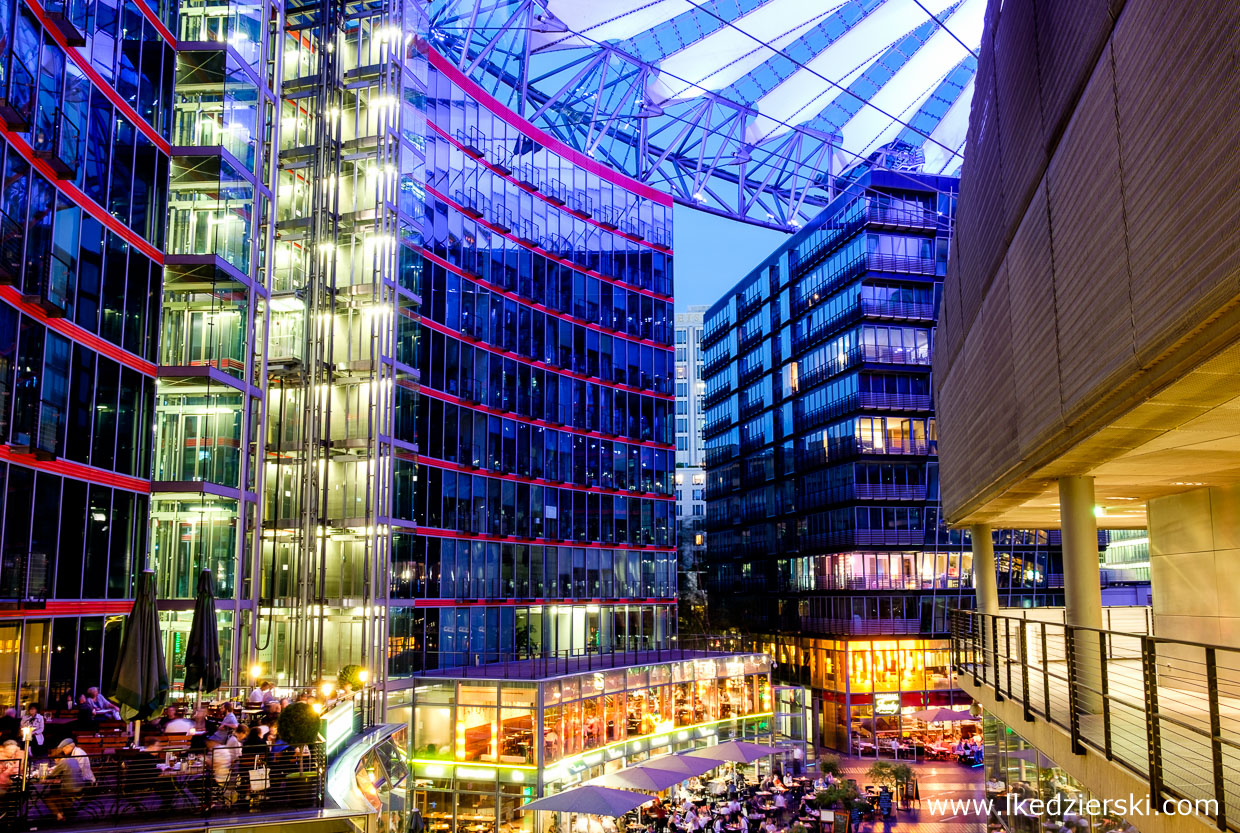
[{"x1": 825, "y1": 755, "x2": 988, "y2": 833}]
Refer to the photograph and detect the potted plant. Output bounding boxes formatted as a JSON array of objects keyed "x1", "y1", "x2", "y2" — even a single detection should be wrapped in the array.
[
  {"x1": 277, "y1": 701, "x2": 321, "y2": 774},
  {"x1": 337, "y1": 664, "x2": 366, "y2": 694},
  {"x1": 818, "y1": 754, "x2": 844, "y2": 780}
]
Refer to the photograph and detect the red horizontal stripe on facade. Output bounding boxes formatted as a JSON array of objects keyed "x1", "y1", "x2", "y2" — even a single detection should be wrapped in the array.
[
  {"x1": 419, "y1": 453, "x2": 676, "y2": 502},
  {"x1": 419, "y1": 248, "x2": 674, "y2": 365},
  {"x1": 427, "y1": 121, "x2": 673, "y2": 257},
  {"x1": 22, "y1": 0, "x2": 172, "y2": 155},
  {"x1": 417, "y1": 385, "x2": 676, "y2": 453},
  {"x1": 0, "y1": 287, "x2": 157, "y2": 377},
  {"x1": 425, "y1": 48, "x2": 672, "y2": 208},
  {"x1": 418, "y1": 314, "x2": 672, "y2": 403},
  {"x1": 415, "y1": 525, "x2": 677, "y2": 553},
  {"x1": 425, "y1": 185, "x2": 673, "y2": 304},
  {"x1": 0, "y1": 600, "x2": 134, "y2": 618},
  {"x1": 0, "y1": 444, "x2": 150, "y2": 492},
  {"x1": 0, "y1": 130, "x2": 164, "y2": 264}
]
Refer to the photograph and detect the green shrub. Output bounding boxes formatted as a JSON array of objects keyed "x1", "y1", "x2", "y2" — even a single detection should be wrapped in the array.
[
  {"x1": 818, "y1": 754, "x2": 844, "y2": 778},
  {"x1": 278, "y1": 701, "x2": 322, "y2": 746},
  {"x1": 337, "y1": 664, "x2": 365, "y2": 690}
]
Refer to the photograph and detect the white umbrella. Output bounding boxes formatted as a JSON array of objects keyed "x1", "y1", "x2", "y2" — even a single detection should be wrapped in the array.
[
  {"x1": 683, "y1": 740, "x2": 776, "y2": 765},
  {"x1": 908, "y1": 708, "x2": 973, "y2": 723},
  {"x1": 522, "y1": 786, "x2": 654, "y2": 816},
  {"x1": 639, "y1": 755, "x2": 719, "y2": 778},
  {"x1": 595, "y1": 766, "x2": 687, "y2": 792}
]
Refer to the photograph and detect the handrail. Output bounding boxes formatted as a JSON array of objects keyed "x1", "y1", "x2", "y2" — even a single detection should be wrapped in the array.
[{"x1": 951, "y1": 608, "x2": 1240, "y2": 830}]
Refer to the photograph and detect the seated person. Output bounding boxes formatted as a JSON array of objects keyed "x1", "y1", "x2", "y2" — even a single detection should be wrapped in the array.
[
  {"x1": 84, "y1": 687, "x2": 121, "y2": 721},
  {"x1": 46, "y1": 738, "x2": 96, "y2": 821},
  {"x1": 0, "y1": 739, "x2": 25, "y2": 793}
]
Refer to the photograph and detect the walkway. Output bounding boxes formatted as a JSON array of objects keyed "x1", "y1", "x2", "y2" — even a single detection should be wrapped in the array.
[
  {"x1": 958, "y1": 622, "x2": 1240, "y2": 831},
  {"x1": 831, "y1": 755, "x2": 986, "y2": 833}
]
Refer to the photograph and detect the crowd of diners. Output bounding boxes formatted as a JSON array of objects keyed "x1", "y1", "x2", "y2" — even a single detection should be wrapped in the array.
[
  {"x1": 0, "y1": 681, "x2": 352, "y2": 822},
  {"x1": 581, "y1": 769, "x2": 870, "y2": 833}
]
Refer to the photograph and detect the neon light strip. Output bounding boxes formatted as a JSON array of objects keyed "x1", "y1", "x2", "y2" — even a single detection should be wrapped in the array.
[
  {"x1": 23, "y1": 0, "x2": 171, "y2": 154},
  {"x1": 426, "y1": 185, "x2": 673, "y2": 304},
  {"x1": 420, "y1": 246, "x2": 674, "y2": 361},
  {"x1": 415, "y1": 524, "x2": 677, "y2": 554},
  {"x1": 0, "y1": 444, "x2": 151, "y2": 492},
  {"x1": 417, "y1": 385, "x2": 675, "y2": 452},
  {"x1": 0, "y1": 287, "x2": 157, "y2": 377},
  {"x1": 426, "y1": 48, "x2": 672, "y2": 208},
  {"x1": 418, "y1": 453, "x2": 675, "y2": 502},
  {"x1": 428, "y1": 121, "x2": 673, "y2": 257},
  {"x1": 0, "y1": 129, "x2": 165, "y2": 264},
  {"x1": 0, "y1": 600, "x2": 133, "y2": 618}
]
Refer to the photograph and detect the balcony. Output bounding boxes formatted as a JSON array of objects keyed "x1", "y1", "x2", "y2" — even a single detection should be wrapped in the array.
[
  {"x1": 951, "y1": 608, "x2": 1240, "y2": 831},
  {"x1": 32, "y1": 107, "x2": 82, "y2": 178},
  {"x1": 0, "y1": 209, "x2": 23, "y2": 284},
  {"x1": 7, "y1": 740, "x2": 328, "y2": 830},
  {"x1": 45, "y1": 0, "x2": 89, "y2": 44},
  {"x1": 0, "y1": 52, "x2": 35, "y2": 131},
  {"x1": 0, "y1": 550, "x2": 49, "y2": 605},
  {"x1": 10, "y1": 402, "x2": 63, "y2": 460}
]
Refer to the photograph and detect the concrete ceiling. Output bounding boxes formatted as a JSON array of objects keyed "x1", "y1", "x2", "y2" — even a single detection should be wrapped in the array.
[{"x1": 969, "y1": 341, "x2": 1240, "y2": 529}]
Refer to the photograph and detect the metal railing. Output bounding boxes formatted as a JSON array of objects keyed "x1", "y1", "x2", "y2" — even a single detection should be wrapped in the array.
[
  {"x1": 0, "y1": 51, "x2": 36, "y2": 130},
  {"x1": 0, "y1": 550, "x2": 49, "y2": 602},
  {"x1": 410, "y1": 636, "x2": 757, "y2": 680},
  {"x1": 4, "y1": 742, "x2": 325, "y2": 827},
  {"x1": 950, "y1": 608, "x2": 1240, "y2": 830}
]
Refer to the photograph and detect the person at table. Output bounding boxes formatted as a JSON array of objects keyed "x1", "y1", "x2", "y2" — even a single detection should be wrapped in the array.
[
  {"x1": 84, "y1": 687, "x2": 121, "y2": 720},
  {"x1": 0, "y1": 706, "x2": 18, "y2": 742},
  {"x1": 212, "y1": 703, "x2": 239, "y2": 743},
  {"x1": 770, "y1": 773, "x2": 786, "y2": 792},
  {"x1": 247, "y1": 681, "x2": 274, "y2": 704},
  {"x1": 726, "y1": 797, "x2": 742, "y2": 816},
  {"x1": 46, "y1": 738, "x2": 96, "y2": 821},
  {"x1": 0, "y1": 739, "x2": 24, "y2": 792},
  {"x1": 21, "y1": 703, "x2": 45, "y2": 755},
  {"x1": 602, "y1": 816, "x2": 618, "y2": 833},
  {"x1": 651, "y1": 798, "x2": 669, "y2": 833},
  {"x1": 164, "y1": 708, "x2": 197, "y2": 736},
  {"x1": 242, "y1": 725, "x2": 269, "y2": 760},
  {"x1": 206, "y1": 725, "x2": 244, "y2": 805}
]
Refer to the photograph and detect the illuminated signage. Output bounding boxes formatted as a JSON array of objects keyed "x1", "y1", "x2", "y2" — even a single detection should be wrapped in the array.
[{"x1": 874, "y1": 695, "x2": 900, "y2": 715}]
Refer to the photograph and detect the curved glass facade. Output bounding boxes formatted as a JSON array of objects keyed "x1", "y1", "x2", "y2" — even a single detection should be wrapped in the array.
[{"x1": 390, "y1": 55, "x2": 678, "y2": 674}]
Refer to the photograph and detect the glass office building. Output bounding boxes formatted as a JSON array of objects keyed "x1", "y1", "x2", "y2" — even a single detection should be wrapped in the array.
[
  {"x1": 701, "y1": 168, "x2": 1063, "y2": 752},
  {"x1": 0, "y1": 0, "x2": 172, "y2": 707},
  {"x1": 389, "y1": 51, "x2": 679, "y2": 674}
]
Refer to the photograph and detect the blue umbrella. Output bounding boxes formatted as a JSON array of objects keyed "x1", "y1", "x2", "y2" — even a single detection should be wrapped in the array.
[
  {"x1": 183, "y1": 569, "x2": 222, "y2": 694},
  {"x1": 107, "y1": 570, "x2": 169, "y2": 721}
]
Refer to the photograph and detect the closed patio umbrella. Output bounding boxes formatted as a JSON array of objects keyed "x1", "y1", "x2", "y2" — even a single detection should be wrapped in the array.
[
  {"x1": 107, "y1": 570, "x2": 169, "y2": 744},
  {"x1": 521, "y1": 785, "x2": 653, "y2": 816},
  {"x1": 682, "y1": 740, "x2": 776, "y2": 765},
  {"x1": 183, "y1": 569, "x2": 222, "y2": 695}
]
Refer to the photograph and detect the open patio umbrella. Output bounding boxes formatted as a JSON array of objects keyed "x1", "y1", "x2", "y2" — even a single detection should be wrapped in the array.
[
  {"x1": 183, "y1": 569, "x2": 222, "y2": 695},
  {"x1": 521, "y1": 785, "x2": 653, "y2": 816},
  {"x1": 107, "y1": 570, "x2": 169, "y2": 744},
  {"x1": 908, "y1": 708, "x2": 973, "y2": 723},
  {"x1": 639, "y1": 755, "x2": 719, "y2": 778},
  {"x1": 594, "y1": 766, "x2": 687, "y2": 792},
  {"x1": 683, "y1": 740, "x2": 776, "y2": 765}
]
